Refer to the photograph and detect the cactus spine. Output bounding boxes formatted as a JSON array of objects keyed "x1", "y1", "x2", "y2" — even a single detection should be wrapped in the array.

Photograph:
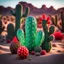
[
  {"x1": 17, "y1": 16, "x2": 45, "y2": 52},
  {"x1": 7, "y1": 4, "x2": 29, "y2": 40},
  {"x1": 41, "y1": 20, "x2": 54, "y2": 52}
]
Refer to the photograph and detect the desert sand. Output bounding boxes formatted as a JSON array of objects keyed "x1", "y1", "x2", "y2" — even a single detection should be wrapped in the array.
[{"x1": 0, "y1": 39, "x2": 64, "y2": 64}]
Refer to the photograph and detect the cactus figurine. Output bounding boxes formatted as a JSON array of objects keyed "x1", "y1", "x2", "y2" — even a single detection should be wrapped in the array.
[
  {"x1": 7, "y1": 4, "x2": 29, "y2": 40},
  {"x1": 41, "y1": 14, "x2": 54, "y2": 52},
  {"x1": 17, "y1": 16, "x2": 45, "y2": 52}
]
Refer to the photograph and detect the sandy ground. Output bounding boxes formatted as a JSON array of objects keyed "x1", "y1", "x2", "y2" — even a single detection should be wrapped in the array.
[
  {"x1": 0, "y1": 41, "x2": 64, "y2": 55},
  {"x1": 0, "y1": 28, "x2": 64, "y2": 64}
]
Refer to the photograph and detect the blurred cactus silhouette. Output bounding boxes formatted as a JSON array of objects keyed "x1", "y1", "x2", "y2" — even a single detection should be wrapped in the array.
[
  {"x1": 0, "y1": 20, "x2": 5, "y2": 35},
  {"x1": 51, "y1": 15, "x2": 58, "y2": 26},
  {"x1": 59, "y1": 11, "x2": 64, "y2": 32},
  {"x1": 7, "y1": 4, "x2": 30, "y2": 40}
]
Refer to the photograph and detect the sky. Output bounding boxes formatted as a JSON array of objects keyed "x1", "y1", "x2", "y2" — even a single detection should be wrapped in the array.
[{"x1": 0, "y1": 0, "x2": 64, "y2": 9}]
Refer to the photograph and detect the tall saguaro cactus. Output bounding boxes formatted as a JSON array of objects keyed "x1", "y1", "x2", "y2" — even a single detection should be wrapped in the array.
[
  {"x1": 17, "y1": 16, "x2": 45, "y2": 52},
  {"x1": 7, "y1": 4, "x2": 29, "y2": 40}
]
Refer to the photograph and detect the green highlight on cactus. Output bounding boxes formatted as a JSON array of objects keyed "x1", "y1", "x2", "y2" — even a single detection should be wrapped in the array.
[{"x1": 17, "y1": 16, "x2": 45, "y2": 52}]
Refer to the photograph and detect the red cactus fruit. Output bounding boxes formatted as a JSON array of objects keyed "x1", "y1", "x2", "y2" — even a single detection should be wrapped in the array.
[
  {"x1": 10, "y1": 36, "x2": 20, "y2": 54},
  {"x1": 39, "y1": 17, "x2": 43, "y2": 21},
  {"x1": 17, "y1": 46, "x2": 29, "y2": 59},
  {"x1": 7, "y1": 39, "x2": 11, "y2": 43},
  {"x1": 12, "y1": 36, "x2": 18, "y2": 43},
  {"x1": 40, "y1": 50, "x2": 46, "y2": 55},
  {"x1": 39, "y1": 14, "x2": 51, "y2": 25},
  {"x1": 53, "y1": 32, "x2": 63, "y2": 40},
  {"x1": 47, "y1": 16, "x2": 50, "y2": 21},
  {"x1": 47, "y1": 17, "x2": 51, "y2": 24},
  {"x1": 42, "y1": 14, "x2": 46, "y2": 20},
  {"x1": 31, "y1": 51, "x2": 35, "y2": 55}
]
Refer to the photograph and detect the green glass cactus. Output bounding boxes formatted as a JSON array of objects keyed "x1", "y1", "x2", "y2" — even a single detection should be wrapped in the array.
[
  {"x1": 17, "y1": 16, "x2": 45, "y2": 52},
  {"x1": 7, "y1": 4, "x2": 29, "y2": 40},
  {"x1": 41, "y1": 16, "x2": 54, "y2": 52}
]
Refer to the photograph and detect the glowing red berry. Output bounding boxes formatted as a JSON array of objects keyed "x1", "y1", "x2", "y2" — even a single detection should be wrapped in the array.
[
  {"x1": 47, "y1": 16, "x2": 50, "y2": 21},
  {"x1": 42, "y1": 14, "x2": 46, "y2": 20},
  {"x1": 17, "y1": 46, "x2": 29, "y2": 59},
  {"x1": 31, "y1": 51, "x2": 35, "y2": 55},
  {"x1": 40, "y1": 50, "x2": 46, "y2": 55},
  {"x1": 7, "y1": 39, "x2": 11, "y2": 43}
]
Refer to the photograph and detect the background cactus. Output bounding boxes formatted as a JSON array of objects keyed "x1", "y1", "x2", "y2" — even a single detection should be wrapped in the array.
[
  {"x1": 7, "y1": 24, "x2": 14, "y2": 40},
  {"x1": 7, "y1": 4, "x2": 29, "y2": 40},
  {"x1": 17, "y1": 16, "x2": 45, "y2": 52},
  {"x1": 58, "y1": 11, "x2": 64, "y2": 32},
  {"x1": 41, "y1": 14, "x2": 54, "y2": 52},
  {"x1": 0, "y1": 20, "x2": 5, "y2": 35},
  {"x1": 54, "y1": 15, "x2": 58, "y2": 26},
  {"x1": 50, "y1": 15, "x2": 58, "y2": 26}
]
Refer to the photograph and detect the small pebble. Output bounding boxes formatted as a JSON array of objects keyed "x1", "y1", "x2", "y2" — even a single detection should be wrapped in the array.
[
  {"x1": 57, "y1": 50, "x2": 61, "y2": 52},
  {"x1": 28, "y1": 56, "x2": 31, "y2": 61},
  {"x1": 52, "y1": 49, "x2": 56, "y2": 50},
  {"x1": 35, "y1": 52, "x2": 40, "y2": 56},
  {"x1": 52, "y1": 44, "x2": 57, "y2": 47}
]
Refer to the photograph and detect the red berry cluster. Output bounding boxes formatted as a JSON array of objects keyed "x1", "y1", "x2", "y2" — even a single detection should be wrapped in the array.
[
  {"x1": 40, "y1": 14, "x2": 51, "y2": 24},
  {"x1": 37, "y1": 14, "x2": 51, "y2": 28},
  {"x1": 17, "y1": 46, "x2": 29, "y2": 59}
]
